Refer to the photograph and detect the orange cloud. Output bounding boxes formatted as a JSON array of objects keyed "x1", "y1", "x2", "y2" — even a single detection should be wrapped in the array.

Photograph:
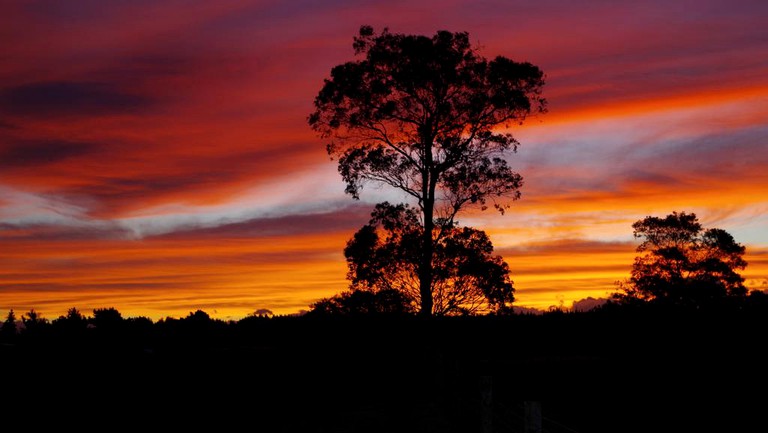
[
  {"x1": 494, "y1": 240, "x2": 768, "y2": 310},
  {"x1": 495, "y1": 239, "x2": 636, "y2": 309},
  {"x1": 0, "y1": 230, "x2": 350, "y2": 321}
]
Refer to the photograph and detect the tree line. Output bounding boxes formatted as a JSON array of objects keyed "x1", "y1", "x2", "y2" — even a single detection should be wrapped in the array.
[
  {"x1": 4, "y1": 277, "x2": 767, "y2": 343},
  {"x1": 2, "y1": 207, "x2": 756, "y2": 332}
]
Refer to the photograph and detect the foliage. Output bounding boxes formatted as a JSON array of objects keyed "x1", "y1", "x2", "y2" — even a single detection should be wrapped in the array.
[
  {"x1": 92, "y1": 307, "x2": 124, "y2": 329},
  {"x1": 21, "y1": 309, "x2": 49, "y2": 333},
  {"x1": 308, "y1": 288, "x2": 415, "y2": 316},
  {"x1": 342, "y1": 202, "x2": 515, "y2": 316},
  {"x1": 613, "y1": 211, "x2": 748, "y2": 308},
  {"x1": 309, "y1": 26, "x2": 545, "y2": 315},
  {"x1": 53, "y1": 307, "x2": 87, "y2": 324},
  {"x1": 2, "y1": 309, "x2": 17, "y2": 338},
  {"x1": 249, "y1": 308, "x2": 274, "y2": 318}
]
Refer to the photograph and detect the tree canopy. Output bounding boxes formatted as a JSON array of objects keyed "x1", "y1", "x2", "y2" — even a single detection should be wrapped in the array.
[
  {"x1": 613, "y1": 211, "x2": 748, "y2": 308},
  {"x1": 309, "y1": 26, "x2": 545, "y2": 315},
  {"x1": 21, "y1": 309, "x2": 48, "y2": 334},
  {"x1": 341, "y1": 202, "x2": 515, "y2": 316},
  {"x1": 308, "y1": 288, "x2": 415, "y2": 316}
]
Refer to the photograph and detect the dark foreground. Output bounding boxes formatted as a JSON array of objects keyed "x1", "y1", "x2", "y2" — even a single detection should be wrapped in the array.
[{"x1": 2, "y1": 307, "x2": 767, "y2": 432}]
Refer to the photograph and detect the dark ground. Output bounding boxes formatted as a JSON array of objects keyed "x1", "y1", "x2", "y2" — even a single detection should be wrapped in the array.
[{"x1": 2, "y1": 309, "x2": 767, "y2": 432}]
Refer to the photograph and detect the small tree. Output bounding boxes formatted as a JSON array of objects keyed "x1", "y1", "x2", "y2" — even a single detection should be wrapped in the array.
[
  {"x1": 344, "y1": 202, "x2": 515, "y2": 316},
  {"x1": 52, "y1": 307, "x2": 89, "y2": 333},
  {"x1": 21, "y1": 309, "x2": 48, "y2": 334},
  {"x1": 309, "y1": 26, "x2": 545, "y2": 316},
  {"x1": 91, "y1": 307, "x2": 124, "y2": 330},
  {"x1": 2, "y1": 309, "x2": 17, "y2": 338},
  {"x1": 614, "y1": 211, "x2": 748, "y2": 308}
]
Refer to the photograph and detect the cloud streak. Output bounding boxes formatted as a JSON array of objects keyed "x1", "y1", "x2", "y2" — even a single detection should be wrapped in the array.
[{"x1": 0, "y1": 81, "x2": 151, "y2": 117}]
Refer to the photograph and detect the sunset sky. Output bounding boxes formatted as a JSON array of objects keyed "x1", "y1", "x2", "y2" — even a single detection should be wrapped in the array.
[{"x1": 2, "y1": 0, "x2": 767, "y2": 320}]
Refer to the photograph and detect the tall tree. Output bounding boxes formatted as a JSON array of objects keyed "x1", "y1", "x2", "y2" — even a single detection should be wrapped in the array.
[
  {"x1": 343, "y1": 202, "x2": 515, "y2": 316},
  {"x1": 614, "y1": 211, "x2": 748, "y2": 308},
  {"x1": 309, "y1": 26, "x2": 545, "y2": 315}
]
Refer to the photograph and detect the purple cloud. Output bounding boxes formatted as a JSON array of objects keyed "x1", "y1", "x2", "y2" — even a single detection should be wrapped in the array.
[{"x1": 0, "y1": 81, "x2": 151, "y2": 117}]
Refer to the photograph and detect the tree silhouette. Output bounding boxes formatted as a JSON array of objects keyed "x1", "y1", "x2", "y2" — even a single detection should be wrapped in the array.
[
  {"x1": 178, "y1": 309, "x2": 223, "y2": 335},
  {"x1": 91, "y1": 307, "x2": 124, "y2": 331},
  {"x1": 309, "y1": 26, "x2": 545, "y2": 316},
  {"x1": 185, "y1": 309, "x2": 212, "y2": 322},
  {"x1": 2, "y1": 309, "x2": 17, "y2": 339},
  {"x1": 343, "y1": 202, "x2": 515, "y2": 316},
  {"x1": 21, "y1": 309, "x2": 48, "y2": 334},
  {"x1": 52, "y1": 307, "x2": 89, "y2": 333},
  {"x1": 613, "y1": 211, "x2": 748, "y2": 308},
  {"x1": 309, "y1": 288, "x2": 415, "y2": 316}
]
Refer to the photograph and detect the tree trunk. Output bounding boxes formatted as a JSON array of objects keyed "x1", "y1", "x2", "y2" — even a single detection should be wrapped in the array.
[
  {"x1": 419, "y1": 141, "x2": 435, "y2": 317},
  {"x1": 420, "y1": 198, "x2": 434, "y2": 317}
]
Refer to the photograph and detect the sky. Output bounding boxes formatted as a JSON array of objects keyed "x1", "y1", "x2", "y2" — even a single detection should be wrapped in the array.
[{"x1": 1, "y1": 0, "x2": 767, "y2": 321}]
